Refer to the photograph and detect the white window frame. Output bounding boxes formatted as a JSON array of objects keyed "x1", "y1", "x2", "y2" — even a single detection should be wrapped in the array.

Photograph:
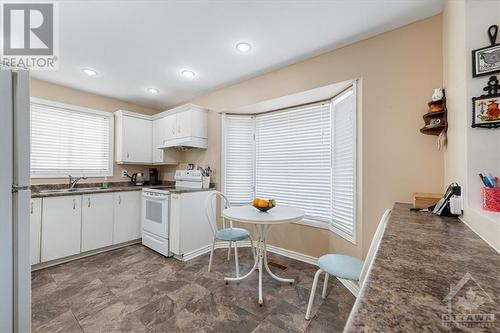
[
  {"x1": 222, "y1": 82, "x2": 358, "y2": 244},
  {"x1": 30, "y1": 98, "x2": 114, "y2": 178}
]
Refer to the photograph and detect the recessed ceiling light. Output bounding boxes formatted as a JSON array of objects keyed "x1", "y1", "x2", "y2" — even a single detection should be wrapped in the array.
[
  {"x1": 82, "y1": 68, "x2": 98, "y2": 76},
  {"x1": 180, "y1": 69, "x2": 196, "y2": 78},
  {"x1": 236, "y1": 42, "x2": 252, "y2": 53},
  {"x1": 147, "y1": 87, "x2": 160, "y2": 94}
]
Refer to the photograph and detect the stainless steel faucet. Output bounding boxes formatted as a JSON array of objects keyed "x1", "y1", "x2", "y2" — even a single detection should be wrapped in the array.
[{"x1": 68, "y1": 175, "x2": 87, "y2": 190}]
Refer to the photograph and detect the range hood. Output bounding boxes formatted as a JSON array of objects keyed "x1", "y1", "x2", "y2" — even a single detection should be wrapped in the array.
[{"x1": 159, "y1": 137, "x2": 208, "y2": 150}]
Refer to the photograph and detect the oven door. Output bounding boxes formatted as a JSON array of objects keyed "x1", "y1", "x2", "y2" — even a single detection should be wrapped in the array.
[{"x1": 141, "y1": 191, "x2": 169, "y2": 238}]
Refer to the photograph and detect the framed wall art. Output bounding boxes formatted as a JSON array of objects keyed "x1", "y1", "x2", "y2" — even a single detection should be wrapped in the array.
[
  {"x1": 472, "y1": 25, "x2": 500, "y2": 78},
  {"x1": 472, "y1": 76, "x2": 500, "y2": 128}
]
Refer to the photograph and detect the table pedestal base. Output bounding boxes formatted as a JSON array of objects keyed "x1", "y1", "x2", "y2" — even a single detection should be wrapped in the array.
[{"x1": 224, "y1": 224, "x2": 294, "y2": 305}]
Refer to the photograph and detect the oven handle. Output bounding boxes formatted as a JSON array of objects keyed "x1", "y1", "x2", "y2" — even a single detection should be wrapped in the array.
[{"x1": 142, "y1": 192, "x2": 169, "y2": 200}]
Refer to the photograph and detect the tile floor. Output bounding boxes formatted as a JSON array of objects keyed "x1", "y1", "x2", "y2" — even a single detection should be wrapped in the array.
[{"x1": 31, "y1": 244, "x2": 355, "y2": 333}]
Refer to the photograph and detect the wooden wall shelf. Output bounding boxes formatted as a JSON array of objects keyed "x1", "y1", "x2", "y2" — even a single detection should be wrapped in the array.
[{"x1": 420, "y1": 92, "x2": 447, "y2": 136}]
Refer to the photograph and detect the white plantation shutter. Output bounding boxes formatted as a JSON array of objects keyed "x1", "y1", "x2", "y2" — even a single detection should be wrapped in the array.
[
  {"x1": 223, "y1": 115, "x2": 255, "y2": 205},
  {"x1": 331, "y1": 88, "x2": 356, "y2": 239},
  {"x1": 255, "y1": 102, "x2": 333, "y2": 226},
  {"x1": 31, "y1": 100, "x2": 113, "y2": 177}
]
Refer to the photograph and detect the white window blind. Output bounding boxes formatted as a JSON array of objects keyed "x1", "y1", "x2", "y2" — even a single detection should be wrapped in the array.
[
  {"x1": 331, "y1": 89, "x2": 356, "y2": 239},
  {"x1": 255, "y1": 102, "x2": 333, "y2": 226},
  {"x1": 223, "y1": 115, "x2": 255, "y2": 205},
  {"x1": 222, "y1": 85, "x2": 357, "y2": 242},
  {"x1": 31, "y1": 99, "x2": 113, "y2": 178}
]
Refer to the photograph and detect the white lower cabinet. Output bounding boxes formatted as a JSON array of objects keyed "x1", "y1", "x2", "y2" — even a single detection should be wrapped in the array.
[
  {"x1": 170, "y1": 191, "x2": 214, "y2": 257},
  {"x1": 30, "y1": 198, "x2": 42, "y2": 265},
  {"x1": 82, "y1": 193, "x2": 114, "y2": 252},
  {"x1": 35, "y1": 190, "x2": 141, "y2": 265},
  {"x1": 113, "y1": 191, "x2": 141, "y2": 244},
  {"x1": 41, "y1": 196, "x2": 82, "y2": 262}
]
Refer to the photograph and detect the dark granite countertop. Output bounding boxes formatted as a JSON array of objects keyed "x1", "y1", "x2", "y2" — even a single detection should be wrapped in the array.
[
  {"x1": 31, "y1": 182, "x2": 216, "y2": 198},
  {"x1": 344, "y1": 203, "x2": 499, "y2": 332}
]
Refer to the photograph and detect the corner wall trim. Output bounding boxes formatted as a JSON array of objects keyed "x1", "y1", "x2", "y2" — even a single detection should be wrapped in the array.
[{"x1": 179, "y1": 240, "x2": 359, "y2": 296}]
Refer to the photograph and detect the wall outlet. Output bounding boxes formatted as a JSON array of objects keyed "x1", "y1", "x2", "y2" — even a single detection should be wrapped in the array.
[{"x1": 121, "y1": 170, "x2": 128, "y2": 177}]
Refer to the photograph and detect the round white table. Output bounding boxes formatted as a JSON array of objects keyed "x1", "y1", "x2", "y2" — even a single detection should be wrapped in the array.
[{"x1": 222, "y1": 205, "x2": 305, "y2": 305}]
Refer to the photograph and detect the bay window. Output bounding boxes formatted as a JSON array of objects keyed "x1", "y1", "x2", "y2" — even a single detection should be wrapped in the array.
[{"x1": 222, "y1": 85, "x2": 357, "y2": 243}]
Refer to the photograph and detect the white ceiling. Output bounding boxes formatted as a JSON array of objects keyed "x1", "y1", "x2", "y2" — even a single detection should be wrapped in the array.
[{"x1": 32, "y1": 0, "x2": 443, "y2": 110}]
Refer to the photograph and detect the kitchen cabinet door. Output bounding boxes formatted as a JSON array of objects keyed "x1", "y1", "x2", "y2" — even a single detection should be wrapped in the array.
[
  {"x1": 152, "y1": 118, "x2": 165, "y2": 163},
  {"x1": 169, "y1": 191, "x2": 214, "y2": 256},
  {"x1": 41, "y1": 196, "x2": 82, "y2": 262},
  {"x1": 113, "y1": 191, "x2": 141, "y2": 244},
  {"x1": 164, "y1": 114, "x2": 177, "y2": 141},
  {"x1": 190, "y1": 109, "x2": 208, "y2": 139},
  {"x1": 121, "y1": 114, "x2": 152, "y2": 163},
  {"x1": 81, "y1": 193, "x2": 114, "y2": 252},
  {"x1": 176, "y1": 110, "x2": 191, "y2": 139},
  {"x1": 169, "y1": 194, "x2": 181, "y2": 255},
  {"x1": 30, "y1": 198, "x2": 42, "y2": 265}
]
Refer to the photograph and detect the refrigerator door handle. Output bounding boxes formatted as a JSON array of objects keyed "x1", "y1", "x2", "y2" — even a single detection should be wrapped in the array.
[{"x1": 11, "y1": 185, "x2": 30, "y2": 193}]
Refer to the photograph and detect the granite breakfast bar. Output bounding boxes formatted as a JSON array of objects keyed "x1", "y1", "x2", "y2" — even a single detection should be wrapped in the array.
[{"x1": 344, "y1": 203, "x2": 499, "y2": 332}]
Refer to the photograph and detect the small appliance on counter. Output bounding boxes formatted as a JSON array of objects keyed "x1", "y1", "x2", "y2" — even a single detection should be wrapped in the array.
[
  {"x1": 149, "y1": 168, "x2": 160, "y2": 185},
  {"x1": 126, "y1": 172, "x2": 145, "y2": 186}
]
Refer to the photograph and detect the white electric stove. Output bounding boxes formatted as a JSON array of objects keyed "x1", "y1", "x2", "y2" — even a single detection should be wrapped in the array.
[{"x1": 141, "y1": 170, "x2": 204, "y2": 256}]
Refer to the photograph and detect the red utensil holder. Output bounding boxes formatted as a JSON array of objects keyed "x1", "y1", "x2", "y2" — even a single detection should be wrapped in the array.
[{"x1": 483, "y1": 187, "x2": 500, "y2": 212}]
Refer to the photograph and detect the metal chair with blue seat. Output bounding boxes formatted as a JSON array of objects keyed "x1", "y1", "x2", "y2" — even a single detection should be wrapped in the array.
[
  {"x1": 205, "y1": 191, "x2": 255, "y2": 277},
  {"x1": 305, "y1": 209, "x2": 391, "y2": 320}
]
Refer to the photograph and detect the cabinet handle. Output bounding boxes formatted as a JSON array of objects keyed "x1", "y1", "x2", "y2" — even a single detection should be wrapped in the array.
[
  {"x1": 118, "y1": 195, "x2": 121, "y2": 205},
  {"x1": 127, "y1": 152, "x2": 130, "y2": 159},
  {"x1": 73, "y1": 199, "x2": 76, "y2": 210},
  {"x1": 88, "y1": 197, "x2": 91, "y2": 208},
  {"x1": 30, "y1": 202, "x2": 33, "y2": 214}
]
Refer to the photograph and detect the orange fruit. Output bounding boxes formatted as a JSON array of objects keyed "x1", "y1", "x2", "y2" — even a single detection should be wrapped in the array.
[
  {"x1": 257, "y1": 199, "x2": 269, "y2": 208},
  {"x1": 252, "y1": 198, "x2": 260, "y2": 206}
]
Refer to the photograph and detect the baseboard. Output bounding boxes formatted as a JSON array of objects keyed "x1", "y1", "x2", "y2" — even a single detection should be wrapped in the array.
[
  {"x1": 31, "y1": 239, "x2": 142, "y2": 271},
  {"x1": 177, "y1": 244, "x2": 214, "y2": 261},
  {"x1": 180, "y1": 240, "x2": 359, "y2": 296}
]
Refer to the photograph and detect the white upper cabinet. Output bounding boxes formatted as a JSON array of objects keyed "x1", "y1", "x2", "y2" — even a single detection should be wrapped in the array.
[
  {"x1": 164, "y1": 114, "x2": 177, "y2": 141},
  {"x1": 152, "y1": 117, "x2": 178, "y2": 164},
  {"x1": 156, "y1": 104, "x2": 208, "y2": 149},
  {"x1": 115, "y1": 104, "x2": 207, "y2": 165},
  {"x1": 115, "y1": 111, "x2": 153, "y2": 164}
]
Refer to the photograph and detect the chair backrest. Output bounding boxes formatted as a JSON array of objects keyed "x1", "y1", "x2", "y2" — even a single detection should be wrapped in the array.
[
  {"x1": 358, "y1": 209, "x2": 391, "y2": 284},
  {"x1": 204, "y1": 191, "x2": 232, "y2": 235}
]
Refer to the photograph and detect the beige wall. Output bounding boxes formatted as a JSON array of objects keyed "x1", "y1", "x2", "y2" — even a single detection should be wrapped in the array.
[
  {"x1": 30, "y1": 79, "x2": 161, "y2": 185},
  {"x1": 184, "y1": 15, "x2": 444, "y2": 259}
]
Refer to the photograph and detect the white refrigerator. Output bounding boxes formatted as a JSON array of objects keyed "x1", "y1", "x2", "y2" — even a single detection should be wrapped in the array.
[{"x1": 0, "y1": 69, "x2": 31, "y2": 333}]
